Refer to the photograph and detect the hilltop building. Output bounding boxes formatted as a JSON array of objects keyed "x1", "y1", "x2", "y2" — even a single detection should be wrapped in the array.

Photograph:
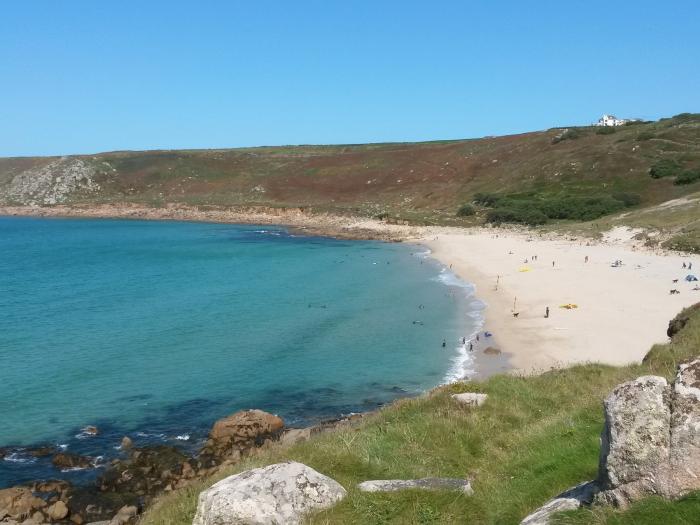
[{"x1": 595, "y1": 114, "x2": 640, "y2": 127}]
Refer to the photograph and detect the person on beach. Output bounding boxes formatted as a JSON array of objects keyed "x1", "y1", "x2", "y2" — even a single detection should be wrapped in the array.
[
  {"x1": 545, "y1": 306, "x2": 549, "y2": 318},
  {"x1": 585, "y1": 256, "x2": 588, "y2": 263},
  {"x1": 690, "y1": 262, "x2": 693, "y2": 270},
  {"x1": 683, "y1": 262, "x2": 687, "y2": 269},
  {"x1": 476, "y1": 334, "x2": 480, "y2": 342},
  {"x1": 469, "y1": 342, "x2": 473, "y2": 352},
  {"x1": 552, "y1": 261, "x2": 555, "y2": 267},
  {"x1": 442, "y1": 339, "x2": 446, "y2": 348}
]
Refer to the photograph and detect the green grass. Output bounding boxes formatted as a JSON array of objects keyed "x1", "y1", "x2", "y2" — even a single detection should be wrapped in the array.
[{"x1": 140, "y1": 306, "x2": 700, "y2": 525}]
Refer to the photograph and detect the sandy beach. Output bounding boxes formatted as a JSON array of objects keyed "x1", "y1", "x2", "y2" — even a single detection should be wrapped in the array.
[
  {"x1": 423, "y1": 228, "x2": 699, "y2": 373},
  {"x1": 3, "y1": 204, "x2": 698, "y2": 375}
]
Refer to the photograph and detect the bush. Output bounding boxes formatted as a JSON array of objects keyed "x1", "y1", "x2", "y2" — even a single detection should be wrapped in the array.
[
  {"x1": 551, "y1": 128, "x2": 581, "y2": 144},
  {"x1": 596, "y1": 126, "x2": 616, "y2": 135},
  {"x1": 473, "y1": 192, "x2": 502, "y2": 207},
  {"x1": 612, "y1": 192, "x2": 642, "y2": 207},
  {"x1": 375, "y1": 212, "x2": 390, "y2": 220},
  {"x1": 674, "y1": 170, "x2": 700, "y2": 185},
  {"x1": 637, "y1": 131, "x2": 655, "y2": 141},
  {"x1": 650, "y1": 159, "x2": 682, "y2": 179},
  {"x1": 456, "y1": 203, "x2": 475, "y2": 217},
  {"x1": 486, "y1": 207, "x2": 548, "y2": 226}
]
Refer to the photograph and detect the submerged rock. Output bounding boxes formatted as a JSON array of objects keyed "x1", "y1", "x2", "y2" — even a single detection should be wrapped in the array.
[
  {"x1": 358, "y1": 478, "x2": 473, "y2": 494},
  {"x1": 193, "y1": 461, "x2": 346, "y2": 525},
  {"x1": 52, "y1": 452, "x2": 95, "y2": 470}
]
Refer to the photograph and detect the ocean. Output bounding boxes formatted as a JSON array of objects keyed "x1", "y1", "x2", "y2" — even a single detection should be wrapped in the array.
[{"x1": 0, "y1": 216, "x2": 483, "y2": 487}]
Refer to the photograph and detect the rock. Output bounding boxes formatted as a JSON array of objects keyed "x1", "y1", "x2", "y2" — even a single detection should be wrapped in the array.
[
  {"x1": 520, "y1": 481, "x2": 599, "y2": 524},
  {"x1": 27, "y1": 446, "x2": 55, "y2": 458},
  {"x1": 451, "y1": 392, "x2": 488, "y2": 407},
  {"x1": 0, "y1": 487, "x2": 46, "y2": 520},
  {"x1": 358, "y1": 478, "x2": 473, "y2": 494},
  {"x1": 120, "y1": 437, "x2": 132, "y2": 450},
  {"x1": 595, "y1": 360, "x2": 700, "y2": 507},
  {"x1": 52, "y1": 453, "x2": 94, "y2": 470},
  {"x1": 81, "y1": 426, "x2": 99, "y2": 436},
  {"x1": 666, "y1": 304, "x2": 700, "y2": 338},
  {"x1": 46, "y1": 500, "x2": 69, "y2": 520},
  {"x1": 279, "y1": 428, "x2": 311, "y2": 447},
  {"x1": 192, "y1": 461, "x2": 346, "y2": 525},
  {"x1": 666, "y1": 358, "x2": 700, "y2": 496},
  {"x1": 595, "y1": 375, "x2": 670, "y2": 506},
  {"x1": 200, "y1": 409, "x2": 284, "y2": 463},
  {"x1": 108, "y1": 505, "x2": 137, "y2": 525},
  {"x1": 97, "y1": 445, "x2": 188, "y2": 496}
]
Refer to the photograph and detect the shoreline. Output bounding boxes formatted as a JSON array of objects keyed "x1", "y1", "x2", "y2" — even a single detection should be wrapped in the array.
[{"x1": 3, "y1": 203, "x2": 697, "y2": 374}]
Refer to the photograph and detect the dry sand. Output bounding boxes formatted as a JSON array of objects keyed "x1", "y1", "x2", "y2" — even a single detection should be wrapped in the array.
[{"x1": 422, "y1": 228, "x2": 699, "y2": 374}]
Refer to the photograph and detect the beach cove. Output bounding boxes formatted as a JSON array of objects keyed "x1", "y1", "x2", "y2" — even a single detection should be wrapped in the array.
[{"x1": 0, "y1": 215, "x2": 486, "y2": 488}]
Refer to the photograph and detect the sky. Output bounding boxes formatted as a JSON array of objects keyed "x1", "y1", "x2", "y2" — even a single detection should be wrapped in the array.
[{"x1": 1, "y1": 1, "x2": 699, "y2": 157}]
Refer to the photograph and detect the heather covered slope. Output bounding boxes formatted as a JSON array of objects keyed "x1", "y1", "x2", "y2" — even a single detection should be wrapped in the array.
[{"x1": 1, "y1": 114, "x2": 699, "y2": 225}]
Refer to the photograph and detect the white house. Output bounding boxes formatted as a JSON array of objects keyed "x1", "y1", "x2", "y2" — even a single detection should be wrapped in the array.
[{"x1": 595, "y1": 114, "x2": 629, "y2": 127}]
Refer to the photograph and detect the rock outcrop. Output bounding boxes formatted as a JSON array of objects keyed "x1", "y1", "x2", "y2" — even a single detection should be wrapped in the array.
[
  {"x1": 199, "y1": 409, "x2": 284, "y2": 465},
  {"x1": 192, "y1": 461, "x2": 346, "y2": 525},
  {"x1": 596, "y1": 359, "x2": 700, "y2": 506},
  {"x1": 358, "y1": 478, "x2": 473, "y2": 494},
  {"x1": 4, "y1": 158, "x2": 99, "y2": 206}
]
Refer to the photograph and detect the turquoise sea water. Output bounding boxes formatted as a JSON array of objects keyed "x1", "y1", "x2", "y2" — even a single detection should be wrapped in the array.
[{"x1": 0, "y1": 217, "x2": 482, "y2": 487}]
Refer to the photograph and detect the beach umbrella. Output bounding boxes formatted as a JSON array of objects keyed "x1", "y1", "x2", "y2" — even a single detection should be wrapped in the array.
[{"x1": 686, "y1": 274, "x2": 698, "y2": 282}]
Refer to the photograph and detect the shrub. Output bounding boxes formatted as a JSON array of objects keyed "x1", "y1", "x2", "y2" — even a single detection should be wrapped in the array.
[
  {"x1": 456, "y1": 203, "x2": 475, "y2": 217},
  {"x1": 473, "y1": 192, "x2": 502, "y2": 207},
  {"x1": 637, "y1": 131, "x2": 655, "y2": 141},
  {"x1": 674, "y1": 170, "x2": 700, "y2": 185},
  {"x1": 486, "y1": 207, "x2": 548, "y2": 226},
  {"x1": 596, "y1": 126, "x2": 616, "y2": 135},
  {"x1": 650, "y1": 159, "x2": 682, "y2": 179},
  {"x1": 551, "y1": 128, "x2": 581, "y2": 144},
  {"x1": 612, "y1": 192, "x2": 642, "y2": 207},
  {"x1": 375, "y1": 212, "x2": 390, "y2": 220}
]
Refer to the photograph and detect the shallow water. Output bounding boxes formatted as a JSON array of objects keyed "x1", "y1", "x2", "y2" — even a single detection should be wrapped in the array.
[{"x1": 0, "y1": 217, "x2": 482, "y2": 486}]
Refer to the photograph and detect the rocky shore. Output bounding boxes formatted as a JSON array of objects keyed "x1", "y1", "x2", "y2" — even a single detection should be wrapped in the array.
[{"x1": 0, "y1": 410, "x2": 364, "y2": 524}]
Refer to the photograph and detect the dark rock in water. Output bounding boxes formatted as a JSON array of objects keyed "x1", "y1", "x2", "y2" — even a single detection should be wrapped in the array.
[
  {"x1": 28, "y1": 445, "x2": 56, "y2": 457},
  {"x1": 199, "y1": 409, "x2": 284, "y2": 465},
  {"x1": 68, "y1": 485, "x2": 140, "y2": 523},
  {"x1": 98, "y1": 445, "x2": 189, "y2": 496},
  {"x1": 53, "y1": 452, "x2": 95, "y2": 470},
  {"x1": 82, "y1": 425, "x2": 100, "y2": 436},
  {"x1": 120, "y1": 436, "x2": 133, "y2": 450}
]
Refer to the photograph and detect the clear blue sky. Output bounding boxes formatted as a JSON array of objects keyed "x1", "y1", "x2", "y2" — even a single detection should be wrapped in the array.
[{"x1": 1, "y1": 1, "x2": 698, "y2": 157}]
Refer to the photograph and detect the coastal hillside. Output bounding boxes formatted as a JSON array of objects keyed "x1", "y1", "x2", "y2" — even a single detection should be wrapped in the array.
[
  {"x1": 1, "y1": 115, "x2": 699, "y2": 221},
  {"x1": 141, "y1": 304, "x2": 700, "y2": 525}
]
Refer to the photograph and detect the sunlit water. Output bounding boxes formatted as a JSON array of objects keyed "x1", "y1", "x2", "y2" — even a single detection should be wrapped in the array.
[{"x1": 0, "y1": 217, "x2": 482, "y2": 486}]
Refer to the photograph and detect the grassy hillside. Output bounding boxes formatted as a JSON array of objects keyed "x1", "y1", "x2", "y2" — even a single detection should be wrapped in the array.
[
  {"x1": 140, "y1": 304, "x2": 700, "y2": 525},
  {"x1": 2, "y1": 114, "x2": 699, "y2": 223}
]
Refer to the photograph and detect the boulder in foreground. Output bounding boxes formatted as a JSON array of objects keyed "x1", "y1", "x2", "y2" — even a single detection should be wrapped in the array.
[
  {"x1": 595, "y1": 359, "x2": 700, "y2": 506},
  {"x1": 192, "y1": 461, "x2": 346, "y2": 525}
]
